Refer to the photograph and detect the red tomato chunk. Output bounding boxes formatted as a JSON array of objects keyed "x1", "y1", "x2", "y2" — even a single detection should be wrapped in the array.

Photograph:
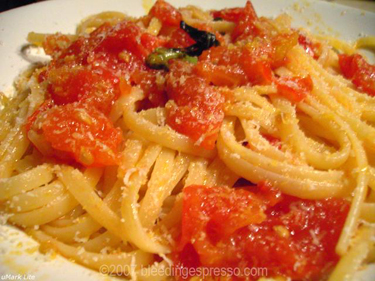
[
  {"x1": 31, "y1": 104, "x2": 122, "y2": 167},
  {"x1": 149, "y1": 0, "x2": 182, "y2": 27},
  {"x1": 166, "y1": 61, "x2": 224, "y2": 150},
  {"x1": 276, "y1": 75, "x2": 313, "y2": 103},
  {"x1": 175, "y1": 183, "x2": 349, "y2": 280},
  {"x1": 298, "y1": 34, "x2": 321, "y2": 60},
  {"x1": 339, "y1": 53, "x2": 375, "y2": 96}
]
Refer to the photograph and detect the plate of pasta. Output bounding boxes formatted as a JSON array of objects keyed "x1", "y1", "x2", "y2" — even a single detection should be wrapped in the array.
[{"x1": 1, "y1": 0, "x2": 375, "y2": 280}]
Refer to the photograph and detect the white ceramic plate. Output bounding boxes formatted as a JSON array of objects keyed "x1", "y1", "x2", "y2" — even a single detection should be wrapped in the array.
[{"x1": 0, "y1": 0, "x2": 375, "y2": 280}]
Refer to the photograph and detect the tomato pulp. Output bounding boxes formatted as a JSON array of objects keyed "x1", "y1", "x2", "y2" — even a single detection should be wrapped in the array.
[{"x1": 175, "y1": 183, "x2": 349, "y2": 280}]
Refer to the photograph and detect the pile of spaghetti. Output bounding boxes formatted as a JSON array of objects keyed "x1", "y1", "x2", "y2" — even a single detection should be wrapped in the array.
[{"x1": 1, "y1": 1, "x2": 375, "y2": 280}]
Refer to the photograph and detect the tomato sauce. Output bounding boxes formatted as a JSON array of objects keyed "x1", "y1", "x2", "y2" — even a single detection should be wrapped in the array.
[{"x1": 175, "y1": 183, "x2": 349, "y2": 280}]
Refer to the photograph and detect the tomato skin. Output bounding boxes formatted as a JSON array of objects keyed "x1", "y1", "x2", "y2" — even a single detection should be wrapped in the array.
[
  {"x1": 231, "y1": 1, "x2": 259, "y2": 41},
  {"x1": 175, "y1": 183, "x2": 349, "y2": 280},
  {"x1": 339, "y1": 54, "x2": 357, "y2": 78},
  {"x1": 149, "y1": 0, "x2": 182, "y2": 27},
  {"x1": 166, "y1": 28, "x2": 195, "y2": 48},
  {"x1": 166, "y1": 61, "x2": 224, "y2": 150},
  {"x1": 242, "y1": 59, "x2": 273, "y2": 85},
  {"x1": 298, "y1": 34, "x2": 321, "y2": 60},
  {"x1": 277, "y1": 75, "x2": 313, "y2": 103},
  {"x1": 39, "y1": 104, "x2": 123, "y2": 167},
  {"x1": 339, "y1": 54, "x2": 375, "y2": 96}
]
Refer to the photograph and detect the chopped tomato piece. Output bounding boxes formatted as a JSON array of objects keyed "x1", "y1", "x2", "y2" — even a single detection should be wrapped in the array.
[
  {"x1": 241, "y1": 41, "x2": 274, "y2": 84},
  {"x1": 212, "y1": 7, "x2": 247, "y2": 22},
  {"x1": 46, "y1": 66, "x2": 119, "y2": 113},
  {"x1": 54, "y1": 23, "x2": 113, "y2": 67},
  {"x1": 242, "y1": 59, "x2": 273, "y2": 85},
  {"x1": 200, "y1": 45, "x2": 242, "y2": 66},
  {"x1": 339, "y1": 53, "x2": 375, "y2": 96},
  {"x1": 339, "y1": 54, "x2": 357, "y2": 78},
  {"x1": 175, "y1": 183, "x2": 349, "y2": 280},
  {"x1": 96, "y1": 21, "x2": 164, "y2": 60},
  {"x1": 149, "y1": 0, "x2": 182, "y2": 27},
  {"x1": 178, "y1": 185, "x2": 268, "y2": 267},
  {"x1": 298, "y1": 34, "x2": 321, "y2": 60},
  {"x1": 200, "y1": 42, "x2": 278, "y2": 86},
  {"x1": 277, "y1": 75, "x2": 313, "y2": 103},
  {"x1": 231, "y1": 1, "x2": 259, "y2": 41},
  {"x1": 166, "y1": 61, "x2": 224, "y2": 150},
  {"x1": 131, "y1": 69, "x2": 167, "y2": 107},
  {"x1": 36, "y1": 104, "x2": 122, "y2": 167},
  {"x1": 194, "y1": 61, "x2": 247, "y2": 87},
  {"x1": 166, "y1": 28, "x2": 195, "y2": 48}
]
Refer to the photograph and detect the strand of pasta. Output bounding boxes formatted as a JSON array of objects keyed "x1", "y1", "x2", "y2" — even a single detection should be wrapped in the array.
[
  {"x1": 5, "y1": 180, "x2": 65, "y2": 213},
  {"x1": 77, "y1": 231, "x2": 122, "y2": 253},
  {"x1": 48, "y1": 205, "x2": 85, "y2": 227},
  {"x1": 274, "y1": 97, "x2": 351, "y2": 170},
  {"x1": 240, "y1": 119, "x2": 289, "y2": 162},
  {"x1": 361, "y1": 203, "x2": 375, "y2": 223},
  {"x1": 328, "y1": 225, "x2": 375, "y2": 281},
  {"x1": 57, "y1": 166, "x2": 129, "y2": 243},
  {"x1": 0, "y1": 164, "x2": 53, "y2": 201},
  {"x1": 287, "y1": 47, "x2": 375, "y2": 151},
  {"x1": 8, "y1": 192, "x2": 78, "y2": 227},
  {"x1": 286, "y1": 47, "x2": 373, "y2": 256},
  {"x1": 41, "y1": 213, "x2": 102, "y2": 244},
  {"x1": 224, "y1": 86, "x2": 278, "y2": 133},
  {"x1": 119, "y1": 87, "x2": 215, "y2": 158},
  {"x1": 139, "y1": 149, "x2": 189, "y2": 229},
  {"x1": 218, "y1": 117, "x2": 346, "y2": 197},
  {"x1": 28, "y1": 229, "x2": 153, "y2": 274},
  {"x1": 180, "y1": 5, "x2": 235, "y2": 33},
  {"x1": 302, "y1": 96, "x2": 369, "y2": 255},
  {"x1": 120, "y1": 139, "x2": 170, "y2": 253}
]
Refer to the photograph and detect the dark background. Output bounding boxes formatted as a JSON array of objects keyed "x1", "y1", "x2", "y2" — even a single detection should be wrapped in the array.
[{"x1": 0, "y1": 0, "x2": 44, "y2": 13}]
